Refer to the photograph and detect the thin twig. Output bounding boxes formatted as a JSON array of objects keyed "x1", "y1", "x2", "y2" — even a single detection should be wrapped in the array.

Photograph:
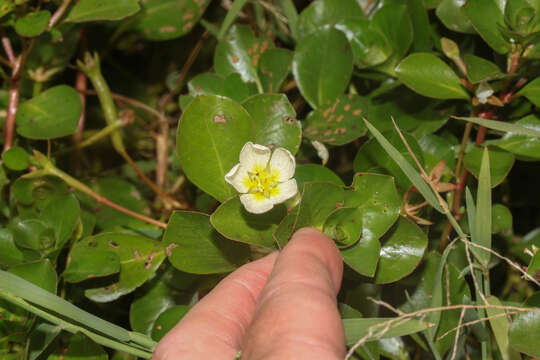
[
  {"x1": 437, "y1": 311, "x2": 515, "y2": 342},
  {"x1": 1, "y1": 33, "x2": 15, "y2": 64},
  {"x1": 465, "y1": 241, "x2": 489, "y2": 304},
  {"x1": 449, "y1": 309, "x2": 466, "y2": 360},
  {"x1": 48, "y1": 0, "x2": 72, "y2": 28}
]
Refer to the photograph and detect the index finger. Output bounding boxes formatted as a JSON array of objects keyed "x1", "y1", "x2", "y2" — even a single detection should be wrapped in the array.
[{"x1": 241, "y1": 227, "x2": 345, "y2": 359}]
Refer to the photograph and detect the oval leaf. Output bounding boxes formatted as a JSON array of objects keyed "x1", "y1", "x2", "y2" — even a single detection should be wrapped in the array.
[{"x1": 65, "y1": 0, "x2": 140, "y2": 22}]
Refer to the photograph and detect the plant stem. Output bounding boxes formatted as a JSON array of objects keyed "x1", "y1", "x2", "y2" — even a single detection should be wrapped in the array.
[
  {"x1": 48, "y1": 0, "x2": 71, "y2": 28},
  {"x1": 31, "y1": 151, "x2": 168, "y2": 229}
]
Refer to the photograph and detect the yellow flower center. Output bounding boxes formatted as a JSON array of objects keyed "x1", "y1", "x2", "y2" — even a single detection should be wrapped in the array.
[{"x1": 243, "y1": 164, "x2": 281, "y2": 201}]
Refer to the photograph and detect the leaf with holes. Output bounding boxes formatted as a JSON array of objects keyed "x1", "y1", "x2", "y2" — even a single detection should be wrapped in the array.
[
  {"x1": 304, "y1": 94, "x2": 368, "y2": 145},
  {"x1": 63, "y1": 233, "x2": 166, "y2": 302}
]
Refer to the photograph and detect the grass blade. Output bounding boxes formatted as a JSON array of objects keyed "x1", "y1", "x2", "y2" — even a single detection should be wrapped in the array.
[
  {"x1": 218, "y1": 0, "x2": 249, "y2": 40},
  {"x1": 363, "y1": 118, "x2": 444, "y2": 213},
  {"x1": 473, "y1": 147, "x2": 492, "y2": 266},
  {"x1": 454, "y1": 116, "x2": 540, "y2": 138},
  {"x1": 277, "y1": 0, "x2": 298, "y2": 38},
  {"x1": 465, "y1": 187, "x2": 476, "y2": 243}
]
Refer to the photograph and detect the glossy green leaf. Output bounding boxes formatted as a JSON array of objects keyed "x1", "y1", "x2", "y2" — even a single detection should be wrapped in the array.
[
  {"x1": 487, "y1": 296, "x2": 522, "y2": 360},
  {"x1": 395, "y1": 53, "x2": 469, "y2": 100},
  {"x1": 516, "y1": 76, "x2": 540, "y2": 107},
  {"x1": 462, "y1": 0, "x2": 510, "y2": 54},
  {"x1": 27, "y1": 322, "x2": 61, "y2": 360},
  {"x1": 374, "y1": 217, "x2": 428, "y2": 284},
  {"x1": 151, "y1": 305, "x2": 191, "y2": 341},
  {"x1": 292, "y1": 27, "x2": 353, "y2": 108},
  {"x1": 177, "y1": 95, "x2": 254, "y2": 202},
  {"x1": 354, "y1": 128, "x2": 426, "y2": 191},
  {"x1": 492, "y1": 204, "x2": 512, "y2": 234},
  {"x1": 242, "y1": 93, "x2": 301, "y2": 154},
  {"x1": 335, "y1": 18, "x2": 393, "y2": 68},
  {"x1": 214, "y1": 25, "x2": 273, "y2": 86},
  {"x1": 323, "y1": 207, "x2": 363, "y2": 249},
  {"x1": 303, "y1": 94, "x2": 368, "y2": 145},
  {"x1": 133, "y1": 0, "x2": 210, "y2": 41},
  {"x1": 473, "y1": 148, "x2": 492, "y2": 267},
  {"x1": 526, "y1": 253, "x2": 540, "y2": 280},
  {"x1": 464, "y1": 146, "x2": 514, "y2": 187},
  {"x1": 60, "y1": 333, "x2": 108, "y2": 360},
  {"x1": 342, "y1": 173, "x2": 401, "y2": 277},
  {"x1": 509, "y1": 292, "x2": 540, "y2": 356},
  {"x1": 211, "y1": 197, "x2": 286, "y2": 249},
  {"x1": 65, "y1": 0, "x2": 140, "y2": 22},
  {"x1": 492, "y1": 115, "x2": 540, "y2": 160},
  {"x1": 0, "y1": 0, "x2": 15, "y2": 18},
  {"x1": 14, "y1": 10, "x2": 50, "y2": 37},
  {"x1": 371, "y1": 4, "x2": 413, "y2": 61},
  {"x1": 2, "y1": 146, "x2": 30, "y2": 171},
  {"x1": 296, "y1": 0, "x2": 364, "y2": 39},
  {"x1": 435, "y1": 0, "x2": 475, "y2": 33},
  {"x1": 12, "y1": 176, "x2": 68, "y2": 210},
  {"x1": 343, "y1": 317, "x2": 432, "y2": 345},
  {"x1": 418, "y1": 134, "x2": 456, "y2": 172},
  {"x1": 8, "y1": 260, "x2": 57, "y2": 293},
  {"x1": 408, "y1": 0, "x2": 432, "y2": 51},
  {"x1": 164, "y1": 211, "x2": 249, "y2": 274},
  {"x1": 294, "y1": 164, "x2": 344, "y2": 191},
  {"x1": 258, "y1": 48, "x2": 293, "y2": 93},
  {"x1": 40, "y1": 195, "x2": 80, "y2": 249},
  {"x1": 0, "y1": 229, "x2": 26, "y2": 267},
  {"x1": 10, "y1": 218, "x2": 55, "y2": 251},
  {"x1": 64, "y1": 233, "x2": 166, "y2": 302},
  {"x1": 455, "y1": 116, "x2": 540, "y2": 138},
  {"x1": 294, "y1": 181, "x2": 345, "y2": 231},
  {"x1": 464, "y1": 54, "x2": 503, "y2": 83},
  {"x1": 223, "y1": 73, "x2": 258, "y2": 103},
  {"x1": 16, "y1": 85, "x2": 82, "y2": 140}
]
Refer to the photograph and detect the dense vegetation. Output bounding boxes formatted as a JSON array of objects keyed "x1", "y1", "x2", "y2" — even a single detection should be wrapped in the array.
[{"x1": 0, "y1": 0, "x2": 539, "y2": 359}]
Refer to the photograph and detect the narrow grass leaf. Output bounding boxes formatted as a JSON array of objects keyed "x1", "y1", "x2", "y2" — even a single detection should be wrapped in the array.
[
  {"x1": 343, "y1": 318, "x2": 433, "y2": 344},
  {"x1": 363, "y1": 119, "x2": 444, "y2": 212},
  {"x1": 473, "y1": 148, "x2": 492, "y2": 266},
  {"x1": 465, "y1": 187, "x2": 476, "y2": 243},
  {"x1": 454, "y1": 117, "x2": 540, "y2": 138},
  {"x1": 218, "y1": 0, "x2": 249, "y2": 40}
]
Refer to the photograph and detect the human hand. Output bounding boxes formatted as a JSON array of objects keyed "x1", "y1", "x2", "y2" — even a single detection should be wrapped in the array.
[{"x1": 152, "y1": 227, "x2": 345, "y2": 359}]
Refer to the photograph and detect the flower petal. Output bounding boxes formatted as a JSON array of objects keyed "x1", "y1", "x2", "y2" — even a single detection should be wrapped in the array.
[
  {"x1": 240, "y1": 193, "x2": 274, "y2": 214},
  {"x1": 269, "y1": 147, "x2": 296, "y2": 182},
  {"x1": 270, "y1": 179, "x2": 298, "y2": 205},
  {"x1": 239, "y1": 142, "x2": 271, "y2": 171},
  {"x1": 225, "y1": 164, "x2": 249, "y2": 193}
]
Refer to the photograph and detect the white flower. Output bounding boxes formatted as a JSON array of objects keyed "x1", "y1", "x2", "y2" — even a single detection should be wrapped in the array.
[
  {"x1": 225, "y1": 142, "x2": 298, "y2": 214},
  {"x1": 476, "y1": 81, "x2": 494, "y2": 104},
  {"x1": 311, "y1": 140, "x2": 329, "y2": 166}
]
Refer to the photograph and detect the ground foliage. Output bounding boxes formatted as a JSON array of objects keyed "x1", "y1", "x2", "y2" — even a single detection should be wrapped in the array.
[{"x1": 0, "y1": 0, "x2": 539, "y2": 359}]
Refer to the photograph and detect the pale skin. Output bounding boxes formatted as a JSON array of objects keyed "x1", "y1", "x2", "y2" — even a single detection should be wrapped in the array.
[{"x1": 152, "y1": 227, "x2": 346, "y2": 360}]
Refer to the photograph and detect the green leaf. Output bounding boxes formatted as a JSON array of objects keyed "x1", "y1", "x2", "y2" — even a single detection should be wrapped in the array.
[
  {"x1": 526, "y1": 252, "x2": 540, "y2": 280},
  {"x1": 303, "y1": 94, "x2": 368, "y2": 145},
  {"x1": 65, "y1": 0, "x2": 140, "y2": 22},
  {"x1": 10, "y1": 218, "x2": 55, "y2": 251},
  {"x1": 335, "y1": 18, "x2": 393, "y2": 68},
  {"x1": 323, "y1": 207, "x2": 363, "y2": 249},
  {"x1": 492, "y1": 115, "x2": 540, "y2": 160},
  {"x1": 354, "y1": 128, "x2": 426, "y2": 191},
  {"x1": 2, "y1": 146, "x2": 30, "y2": 171},
  {"x1": 487, "y1": 296, "x2": 522, "y2": 360},
  {"x1": 8, "y1": 260, "x2": 57, "y2": 293},
  {"x1": 27, "y1": 322, "x2": 61, "y2": 360},
  {"x1": 371, "y1": 4, "x2": 413, "y2": 61},
  {"x1": 462, "y1": 0, "x2": 510, "y2": 54},
  {"x1": 435, "y1": 0, "x2": 475, "y2": 33},
  {"x1": 0, "y1": 229, "x2": 26, "y2": 267},
  {"x1": 242, "y1": 94, "x2": 301, "y2": 154},
  {"x1": 407, "y1": 0, "x2": 433, "y2": 51},
  {"x1": 464, "y1": 146, "x2": 514, "y2": 187},
  {"x1": 342, "y1": 173, "x2": 401, "y2": 277},
  {"x1": 164, "y1": 211, "x2": 249, "y2": 274},
  {"x1": 211, "y1": 197, "x2": 286, "y2": 249},
  {"x1": 258, "y1": 48, "x2": 293, "y2": 93},
  {"x1": 418, "y1": 134, "x2": 456, "y2": 172},
  {"x1": 294, "y1": 164, "x2": 344, "y2": 191},
  {"x1": 64, "y1": 233, "x2": 166, "y2": 302},
  {"x1": 492, "y1": 204, "x2": 512, "y2": 234},
  {"x1": 0, "y1": 0, "x2": 15, "y2": 18},
  {"x1": 516, "y1": 76, "x2": 540, "y2": 107},
  {"x1": 456, "y1": 116, "x2": 540, "y2": 138},
  {"x1": 509, "y1": 292, "x2": 540, "y2": 357},
  {"x1": 16, "y1": 85, "x2": 82, "y2": 140},
  {"x1": 463, "y1": 54, "x2": 503, "y2": 84},
  {"x1": 214, "y1": 25, "x2": 273, "y2": 86},
  {"x1": 14, "y1": 10, "x2": 50, "y2": 37},
  {"x1": 151, "y1": 305, "x2": 191, "y2": 341},
  {"x1": 177, "y1": 94, "x2": 254, "y2": 202},
  {"x1": 40, "y1": 195, "x2": 80, "y2": 249},
  {"x1": 292, "y1": 27, "x2": 353, "y2": 108},
  {"x1": 343, "y1": 317, "x2": 432, "y2": 345},
  {"x1": 295, "y1": 182, "x2": 345, "y2": 231},
  {"x1": 60, "y1": 333, "x2": 108, "y2": 360},
  {"x1": 296, "y1": 0, "x2": 364, "y2": 39},
  {"x1": 132, "y1": 0, "x2": 211, "y2": 41},
  {"x1": 395, "y1": 53, "x2": 469, "y2": 100},
  {"x1": 472, "y1": 147, "x2": 492, "y2": 267},
  {"x1": 374, "y1": 217, "x2": 428, "y2": 284}
]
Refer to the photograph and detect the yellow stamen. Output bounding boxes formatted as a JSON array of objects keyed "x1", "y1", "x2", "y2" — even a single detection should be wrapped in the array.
[{"x1": 242, "y1": 164, "x2": 280, "y2": 201}]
